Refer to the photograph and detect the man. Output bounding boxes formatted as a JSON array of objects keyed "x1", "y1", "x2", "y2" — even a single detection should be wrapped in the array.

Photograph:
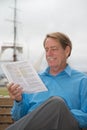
[{"x1": 6, "y1": 32, "x2": 87, "y2": 130}]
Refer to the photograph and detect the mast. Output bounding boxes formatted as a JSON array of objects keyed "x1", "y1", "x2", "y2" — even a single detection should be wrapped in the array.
[
  {"x1": 13, "y1": 0, "x2": 17, "y2": 61},
  {"x1": 0, "y1": 0, "x2": 23, "y2": 62}
]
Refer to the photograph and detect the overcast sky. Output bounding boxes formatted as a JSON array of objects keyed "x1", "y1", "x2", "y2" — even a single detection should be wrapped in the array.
[{"x1": 0, "y1": 0, "x2": 87, "y2": 72}]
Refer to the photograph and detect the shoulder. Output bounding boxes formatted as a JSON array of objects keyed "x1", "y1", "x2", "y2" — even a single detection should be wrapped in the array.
[
  {"x1": 71, "y1": 68, "x2": 87, "y2": 77},
  {"x1": 70, "y1": 68, "x2": 87, "y2": 84}
]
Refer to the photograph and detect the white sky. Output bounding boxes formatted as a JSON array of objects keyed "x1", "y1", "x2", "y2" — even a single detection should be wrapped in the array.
[{"x1": 0, "y1": 0, "x2": 87, "y2": 72}]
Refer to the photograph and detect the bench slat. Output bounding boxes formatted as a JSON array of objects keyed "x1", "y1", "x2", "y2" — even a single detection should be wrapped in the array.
[
  {"x1": 0, "y1": 124, "x2": 12, "y2": 130},
  {"x1": 0, "y1": 115, "x2": 14, "y2": 123},
  {"x1": 0, "y1": 97, "x2": 13, "y2": 106},
  {"x1": 0, "y1": 107, "x2": 11, "y2": 115}
]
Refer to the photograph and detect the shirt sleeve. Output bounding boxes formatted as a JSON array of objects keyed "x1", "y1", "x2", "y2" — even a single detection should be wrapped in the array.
[
  {"x1": 71, "y1": 78, "x2": 87, "y2": 128},
  {"x1": 11, "y1": 94, "x2": 30, "y2": 121}
]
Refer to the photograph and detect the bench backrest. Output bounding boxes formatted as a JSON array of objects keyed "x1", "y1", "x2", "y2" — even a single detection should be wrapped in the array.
[{"x1": 0, "y1": 97, "x2": 14, "y2": 130}]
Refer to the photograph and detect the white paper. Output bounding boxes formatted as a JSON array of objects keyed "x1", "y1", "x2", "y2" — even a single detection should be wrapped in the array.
[{"x1": 1, "y1": 61, "x2": 48, "y2": 93}]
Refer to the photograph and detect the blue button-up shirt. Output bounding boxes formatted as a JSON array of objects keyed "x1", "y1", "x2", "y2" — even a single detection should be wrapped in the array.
[{"x1": 11, "y1": 65, "x2": 87, "y2": 128}]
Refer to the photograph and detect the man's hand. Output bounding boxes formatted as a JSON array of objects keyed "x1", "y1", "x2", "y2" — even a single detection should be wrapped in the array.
[{"x1": 7, "y1": 82, "x2": 23, "y2": 102}]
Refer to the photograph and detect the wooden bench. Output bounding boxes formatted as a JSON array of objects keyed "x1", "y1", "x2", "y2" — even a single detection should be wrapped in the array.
[
  {"x1": 0, "y1": 97, "x2": 14, "y2": 130},
  {"x1": 0, "y1": 97, "x2": 87, "y2": 130}
]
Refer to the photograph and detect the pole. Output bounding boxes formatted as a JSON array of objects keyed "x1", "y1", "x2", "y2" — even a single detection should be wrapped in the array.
[{"x1": 13, "y1": 0, "x2": 17, "y2": 61}]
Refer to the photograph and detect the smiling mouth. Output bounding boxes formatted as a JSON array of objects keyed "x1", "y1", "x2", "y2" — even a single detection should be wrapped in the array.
[{"x1": 47, "y1": 57, "x2": 56, "y2": 61}]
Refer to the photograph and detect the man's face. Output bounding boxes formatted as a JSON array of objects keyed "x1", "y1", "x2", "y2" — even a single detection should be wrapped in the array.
[{"x1": 44, "y1": 37, "x2": 69, "y2": 69}]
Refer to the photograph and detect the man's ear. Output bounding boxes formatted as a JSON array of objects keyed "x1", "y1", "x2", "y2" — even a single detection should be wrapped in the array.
[{"x1": 65, "y1": 46, "x2": 71, "y2": 58}]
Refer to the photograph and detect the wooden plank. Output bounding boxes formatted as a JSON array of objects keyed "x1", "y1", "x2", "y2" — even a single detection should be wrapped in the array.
[
  {"x1": 0, "y1": 97, "x2": 13, "y2": 106},
  {"x1": 0, "y1": 115, "x2": 14, "y2": 123},
  {"x1": 0, "y1": 107, "x2": 11, "y2": 115},
  {"x1": 0, "y1": 124, "x2": 12, "y2": 130}
]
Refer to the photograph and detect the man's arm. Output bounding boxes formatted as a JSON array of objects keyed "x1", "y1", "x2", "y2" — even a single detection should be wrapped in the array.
[{"x1": 71, "y1": 78, "x2": 87, "y2": 128}]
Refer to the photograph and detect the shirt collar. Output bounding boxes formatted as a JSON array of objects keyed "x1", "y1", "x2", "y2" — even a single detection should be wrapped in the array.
[
  {"x1": 64, "y1": 65, "x2": 72, "y2": 77},
  {"x1": 44, "y1": 64, "x2": 72, "y2": 77}
]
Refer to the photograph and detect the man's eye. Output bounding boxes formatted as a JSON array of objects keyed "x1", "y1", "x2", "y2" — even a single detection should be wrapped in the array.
[
  {"x1": 52, "y1": 48, "x2": 57, "y2": 50},
  {"x1": 52, "y1": 48, "x2": 58, "y2": 51},
  {"x1": 45, "y1": 47, "x2": 58, "y2": 52}
]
